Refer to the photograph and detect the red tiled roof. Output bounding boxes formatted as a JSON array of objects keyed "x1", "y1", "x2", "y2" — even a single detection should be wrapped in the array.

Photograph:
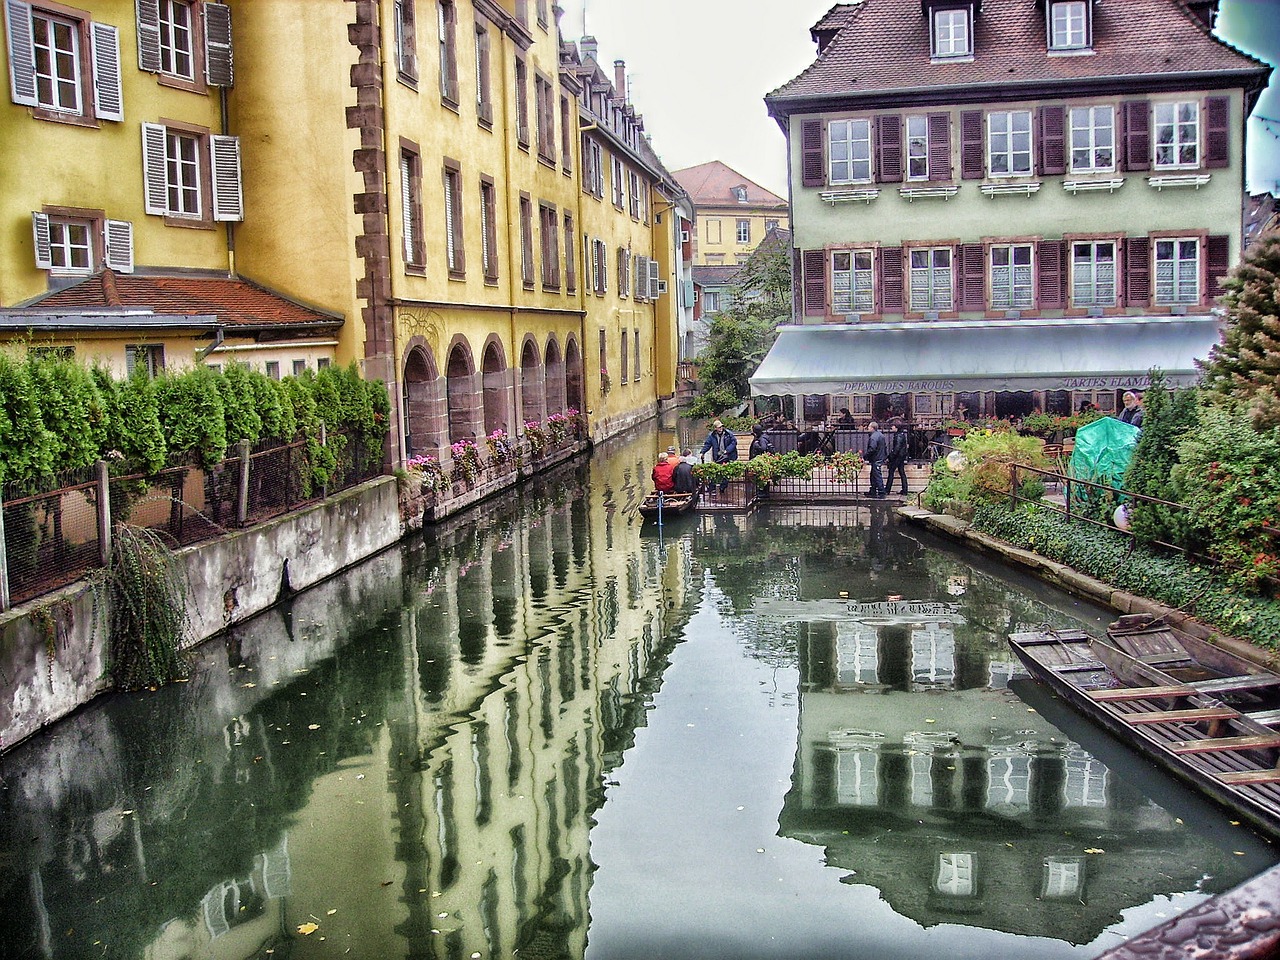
[
  {"x1": 672, "y1": 161, "x2": 787, "y2": 207},
  {"x1": 32, "y1": 272, "x2": 342, "y2": 328},
  {"x1": 768, "y1": 0, "x2": 1270, "y2": 108},
  {"x1": 811, "y1": 3, "x2": 860, "y2": 34}
]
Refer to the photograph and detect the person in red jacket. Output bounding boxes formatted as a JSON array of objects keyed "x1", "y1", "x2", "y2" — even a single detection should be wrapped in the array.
[{"x1": 652, "y1": 453, "x2": 676, "y2": 493}]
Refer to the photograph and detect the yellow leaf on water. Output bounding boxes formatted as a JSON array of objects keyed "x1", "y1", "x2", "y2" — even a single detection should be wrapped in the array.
[
  {"x1": 296, "y1": 922, "x2": 319, "y2": 935},
  {"x1": 308, "y1": 724, "x2": 320, "y2": 730},
  {"x1": 1084, "y1": 848, "x2": 1105, "y2": 854}
]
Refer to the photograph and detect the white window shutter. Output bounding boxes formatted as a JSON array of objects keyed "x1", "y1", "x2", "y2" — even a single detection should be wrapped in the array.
[
  {"x1": 90, "y1": 22, "x2": 123, "y2": 121},
  {"x1": 135, "y1": 0, "x2": 161, "y2": 72},
  {"x1": 648, "y1": 258, "x2": 660, "y2": 300},
  {"x1": 31, "y1": 212, "x2": 51, "y2": 269},
  {"x1": 105, "y1": 220, "x2": 134, "y2": 273},
  {"x1": 141, "y1": 123, "x2": 168, "y2": 214},
  {"x1": 5, "y1": 0, "x2": 37, "y2": 106},
  {"x1": 203, "y1": 2, "x2": 233, "y2": 87},
  {"x1": 210, "y1": 134, "x2": 243, "y2": 221}
]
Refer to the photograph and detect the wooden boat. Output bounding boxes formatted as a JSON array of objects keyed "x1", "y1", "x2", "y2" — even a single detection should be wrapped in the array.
[
  {"x1": 638, "y1": 488, "x2": 699, "y2": 520},
  {"x1": 1008, "y1": 625, "x2": 1280, "y2": 838}
]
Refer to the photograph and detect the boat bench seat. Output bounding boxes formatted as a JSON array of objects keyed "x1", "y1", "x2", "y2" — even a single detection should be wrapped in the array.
[
  {"x1": 1192, "y1": 674, "x2": 1280, "y2": 694},
  {"x1": 1121, "y1": 706, "x2": 1238, "y2": 725},
  {"x1": 1088, "y1": 684, "x2": 1188, "y2": 702},
  {"x1": 1168, "y1": 734, "x2": 1280, "y2": 755},
  {"x1": 1248, "y1": 709, "x2": 1280, "y2": 726},
  {"x1": 1214, "y1": 768, "x2": 1280, "y2": 785}
]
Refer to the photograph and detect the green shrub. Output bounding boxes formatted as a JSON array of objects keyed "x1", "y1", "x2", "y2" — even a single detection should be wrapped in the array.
[
  {"x1": 156, "y1": 366, "x2": 228, "y2": 467},
  {"x1": 1125, "y1": 372, "x2": 1199, "y2": 548},
  {"x1": 0, "y1": 352, "x2": 55, "y2": 492},
  {"x1": 953, "y1": 429, "x2": 1048, "y2": 501},
  {"x1": 25, "y1": 353, "x2": 107, "y2": 473},
  {"x1": 217, "y1": 362, "x2": 265, "y2": 446},
  {"x1": 93, "y1": 366, "x2": 166, "y2": 475}
]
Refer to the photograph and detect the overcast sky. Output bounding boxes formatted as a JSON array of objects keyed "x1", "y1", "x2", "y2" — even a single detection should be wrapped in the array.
[{"x1": 559, "y1": 0, "x2": 1280, "y2": 197}]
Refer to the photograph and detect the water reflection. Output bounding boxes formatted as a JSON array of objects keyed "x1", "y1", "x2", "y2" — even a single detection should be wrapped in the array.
[{"x1": 0, "y1": 429, "x2": 1275, "y2": 960}]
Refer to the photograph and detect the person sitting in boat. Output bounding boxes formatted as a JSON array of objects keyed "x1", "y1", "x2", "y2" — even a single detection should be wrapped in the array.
[
  {"x1": 652, "y1": 453, "x2": 677, "y2": 493},
  {"x1": 673, "y1": 449, "x2": 697, "y2": 494}
]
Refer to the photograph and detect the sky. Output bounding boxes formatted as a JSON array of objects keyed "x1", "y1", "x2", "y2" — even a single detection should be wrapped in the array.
[{"x1": 558, "y1": 0, "x2": 1280, "y2": 197}]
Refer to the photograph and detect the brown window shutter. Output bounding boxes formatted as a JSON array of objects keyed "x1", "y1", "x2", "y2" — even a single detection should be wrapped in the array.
[
  {"x1": 1121, "y1": 100, "x2": 1150, "y2": 172},
  {"x1": 876, "y1": 114, "x2": 902, "y2": 183},
  {"x1": 960, "y1": 243, "x2": 985, "y2": 310},
  {"x1": 1206, "y1": 235, "x2": 1231, "y2": 300},
  {"x1": 1036, "y1": 240, "x2": 1067, "y2": 309},
  {"x1": 802, "y1": 249, "x2": 827, "y2": 315},
  {"x1": 1204, "y1": 96, "x2": 1230, "y2": 169},
  {"x1": 960, "y1": 110, "x2": 984, "y2": 180},
  {"x1": 1038, "y1": 106, "x2": 1066, "y2": 176},
  {"x1": 1124, "y1": 237, "x2": 1150, "y2": 307},
  {"x1": 801, "y1": 120, "x2": 825, "y2": 188},
  {"x1": 879, "y1": 246, "x2": 904, "y2": 313},
  {"x1": 927, "y1": 112, "x2": 951, "y2": 181}
]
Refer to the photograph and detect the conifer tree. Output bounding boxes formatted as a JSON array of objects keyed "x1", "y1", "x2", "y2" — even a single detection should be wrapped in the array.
[{"x1": 1200, "y1": 228, "x2": 1280, "y2": 430}]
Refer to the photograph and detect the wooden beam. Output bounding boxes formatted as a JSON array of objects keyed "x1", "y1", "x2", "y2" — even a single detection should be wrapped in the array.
[
  {"x1": 1215, "y1": 769, "x2": 1280, "y2": 785},
  {"x1": 1192, "y1": 674, "x2": 1280, "y2": 694},
  {"x1": 1120, "y1": 707, "x2": 1237, "y2": 725},
  {"x1": 1087, "y1": 684, "x2": 1188, "y2": 702},
  {"x1": 1168, "y1": 734, "x2": 1280, "y2": 754}
]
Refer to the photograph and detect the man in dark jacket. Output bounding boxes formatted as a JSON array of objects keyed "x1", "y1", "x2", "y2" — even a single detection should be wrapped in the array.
[
  {"x1": 673, "y1": 449, "x2": 697, "y2": 493},
  {"x1": 700, "y1": 420, "x2": 739, "y2": 494},
  {"x1": 865, "y1": 421, "x2": 888, "y2": 497},
  {"x1": 886, "y1": 421, "x2": 910, "y2": 496}
]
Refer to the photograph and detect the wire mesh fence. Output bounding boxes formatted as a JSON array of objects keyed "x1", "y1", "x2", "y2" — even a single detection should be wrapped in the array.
[{"x1": 1, "y1": 430, "x2": 384, "y2": 611}]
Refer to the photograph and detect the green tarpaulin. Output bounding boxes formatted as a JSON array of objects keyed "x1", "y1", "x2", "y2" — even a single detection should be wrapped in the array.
[{"x1": 1068, "y1": 416, "x2": 1141, "y2": 489}]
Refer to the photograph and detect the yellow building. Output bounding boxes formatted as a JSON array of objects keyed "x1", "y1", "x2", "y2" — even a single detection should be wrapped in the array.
[
  {"x1": 672, "y1": 160, "x2": 789, "y2": 267},
  {"x1": 0, "y1": 0, "x2": 341, "y2": 376}
]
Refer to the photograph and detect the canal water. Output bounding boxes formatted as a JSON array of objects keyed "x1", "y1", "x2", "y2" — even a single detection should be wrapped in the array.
[{"x1": 1, "y1": 421, "x2": 1276, "y2": 960}]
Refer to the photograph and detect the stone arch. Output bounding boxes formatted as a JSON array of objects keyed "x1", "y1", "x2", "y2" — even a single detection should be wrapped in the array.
[
  {"x1": 519, "y1": 335, "x2": 545, "y2": 426},
  {"x1": 401, "y1": 339, "x2": 446, "y2": 459},
  {"x1": 445, "y1": 335, "x2": 482, "y2": 444},
  {"x1": 480, "y1": 335, "x2": 511, "y2": 437},
  {"x1": 544, "y1": 336, "x2": 567, "y2": 416},
  {"x1": 564, "y1": 335, "x2": 584, "y2": 413}
]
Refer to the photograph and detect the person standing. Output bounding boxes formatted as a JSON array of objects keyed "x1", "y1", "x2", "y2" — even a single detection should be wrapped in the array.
[
  {"x1": 748, "y1": 424, "x2": 773, "y2": 459},
  {"x1": 886, "y1": 420, "x2": 910, "y2": 496},
  {"x1": 1119, "y1": 391, "x2": 1144, "y2": 428},
  {"x1": 700, "y1": 419, "x2": 739, "y2": 494},
  {"x1": 865, "y1": 421, "x2": 888, "y2": 498}
]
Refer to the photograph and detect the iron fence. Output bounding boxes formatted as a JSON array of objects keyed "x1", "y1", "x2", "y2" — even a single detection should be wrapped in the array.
[{"x1": 0, "y1": 429, "x2": 383, "y2": 611}]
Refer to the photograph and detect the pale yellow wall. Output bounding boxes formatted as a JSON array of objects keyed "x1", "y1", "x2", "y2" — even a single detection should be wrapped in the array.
[
  {"x1": 1, "y1": 0, "x2": 230, "y2": 308},
  {"x1": 694, "y1": 206, "x2": 789, "y2": 266}
]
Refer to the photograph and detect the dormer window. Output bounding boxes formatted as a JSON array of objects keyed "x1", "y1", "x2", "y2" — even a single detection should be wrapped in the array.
[
  {"x1": 931, "y1": 7, "x2": 972, "y2": 59},
  {"x1": 1048, "y1": 0, "x2": 1091, "y2": 51},
  {"x1": 733, "y1": 185, "x2": 748, "y2": 202}
]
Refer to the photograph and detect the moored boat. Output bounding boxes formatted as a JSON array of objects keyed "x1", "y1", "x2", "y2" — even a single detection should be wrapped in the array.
[
  {"x1": 1008, "y1": 625, "x2": 1280, "y2": 838},
  {"x1": 638, "y1": 488, "x2": 700, "y2": 521}
]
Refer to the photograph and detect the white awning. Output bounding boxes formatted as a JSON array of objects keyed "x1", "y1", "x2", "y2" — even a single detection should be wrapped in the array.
[{"x1": 749, "y1": 316, "x2": 1222, "y2": 395}]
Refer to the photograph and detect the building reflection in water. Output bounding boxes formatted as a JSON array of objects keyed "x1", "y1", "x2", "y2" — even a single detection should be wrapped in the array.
[{"x1": 0, "y1": 457, "x2": 1272, "y2": 960}]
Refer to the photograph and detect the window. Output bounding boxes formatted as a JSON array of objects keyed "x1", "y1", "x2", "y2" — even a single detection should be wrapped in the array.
[
  {"x1": 126, "y1": 344, "x2": 165, "y2": 377},
  {"x1": 765, "y1": 219, "x2": 779, "y2": 232},
  {"x1": 443, "y1": 161, "x2": 463, "y2": 275},
  {"x1": 703, "y1": 291, "x2": 720, "y2": 312},
  {"x1": 736, "y1": 219, "x2": 750, "y2": 244},
  {"x1": 592, "y1": 238, "x2": 607, "y2": 294},
  {"x1": 8, "y1": 5, "x2": 125, "y2": 122},
  {"x1": 519, "y1": 194, "x2": 534, "y2": 288},
  {"x1": 475, "y1": 24, "x2": 491, "y2": 124},
  {"x1": 616, "y1": 246, "x2": 629, "y2": 297},
  {"x1": 536, "y1": 0, "x2": 548, "y2": 27},
  {"x1": 1155, "y1": 238, "x2": 1200, "y2": 304},
  {"x1": 30, "y1": 8, "x2": 82, "y2": 112},
  {"x1": 732, "y1": 186, "x2": 747, "y2": 202},
  {"x1": 1049, "y1": 0, "x2": 1089, "y2": 50},
  {"x1": 990, "y1": 244, "x2": 1033, "y2": 310},
  {"x1": 400, "y1": 147, "x2": 424, "y2": 268},
  {"x1": 265, "y1": 361, "x2": 280, "y2": 380},
  {"x1": 832, "y1": 250, "x2": 874, "y2": 314},
  {"x1": 599, "y1": 329, "x2": 607, "y2": 384},
  {"x1": 1069, "y1": 106, "x2": 1114, "y2": 173},
  {"x1": 909, "y1": 248, "x2": 953, "y2": 311},
  {"x1": 633, "y1": 328, "x2": 640, "y2": 381},
  {"x1": 540, "y1": 202, "x2": 560, "y2": 288},
  {"x1": 706, "y1": 219, "x2": 722, "y2": 244},
  {"x1": 828, "y1": 118, "x2": 872, "y2": 183},
  {"x1": 316, "y1": 357, "x2": 331, "y2": 370},
  {"x1": 630, "y1": 171, "x2": 642, "y2": 220},
  {"x1": 1071, "y1": 241, "x2": 1116, "y2": 307},
  {"x1": 932, "y1": 8, "x2": 971, "y2": 58},
  {"x1": 142, "y1": 122, "x2": 242, "y2": 221},
  {"x1": 292, "y1": 360, "x2": 307, "y2": 376},
  {"x1": 31, "y1": 211, "x2": 128, "y2": 275},
  {"x1": 620, "y1": 330, "x2": 628, "y2": 382},
  {"x1": 157, "y1": 0, "x2": 193, "y2": 80},
  {"x1": 988, "y1": 111, "x2": 1033, "y2": 176},
  {"x1": 564, "y1": 214, "x2": 576, "y2": 292},
  {"x1": 611, "y1": 156, "x2": 624, "y2": 208},
  {"x1": 583, "y1": 137, "x2": 603, "y2": 197},
  {"x1": 514, "y1": 56, "x2": 528, "y2": 146},
  {"x1": 906, "y1": 115, "x2": 929, "y2": 180},
  {"x1": 535, "y1": 73, "x2": 555, "y2": 162},
  {"x1": 560, "y1": 95, "x2": 572, "y2": 171},
  {"x1": 394, "y1": 0, "x2": 417, "y2": 80},
  {"x1": 480, "y1": 176, "x2": 498, "y2": 282},
  {"x1": 1154, "y1": 101, "x2": 1199, "y2": 168},
  {"x1": 437, "y1": 1, "x2": 457, "y2": 102}
]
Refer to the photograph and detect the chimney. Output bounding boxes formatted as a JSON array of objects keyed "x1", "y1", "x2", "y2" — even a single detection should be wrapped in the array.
[
  {"x1": 580, "y1": 36, "x2": 598, "y2": 62},
  {"x1": 614, "y1": 59, "x2": 626, "y2": 102}
]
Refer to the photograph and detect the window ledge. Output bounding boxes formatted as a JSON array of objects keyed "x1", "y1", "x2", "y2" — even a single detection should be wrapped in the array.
[
  {"x1": 820, "y1": 188, "x2": 880, "y2": 205},
  {"x1": 1147, "y1": 173, "x2": 1211, "y2": 190},
  {"x1": 1062, "y1": 177, "x2": 1125, "y2": 194},
  {"x1": 980, "y1": 181, "x2": 1042, "y2": 198},
  {"x1": 1047, "y1": 47, "x2": 1094, "y2": 57},
  {"x1": 899, "y1": 185, "x2": 960, "y2": 201}
]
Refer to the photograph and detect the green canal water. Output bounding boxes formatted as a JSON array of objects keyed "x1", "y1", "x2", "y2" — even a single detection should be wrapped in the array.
[{"x1": 1, "y1": 420, "x2": 1276, "y2": 960}]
